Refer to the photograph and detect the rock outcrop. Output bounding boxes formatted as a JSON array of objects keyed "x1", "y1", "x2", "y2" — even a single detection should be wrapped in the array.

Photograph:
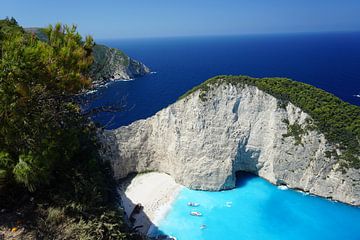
[
  {"x1": 89, "y1": 44, "x2": 150, "y2": 86},
  {"x1": 25, "y1": 28, "x2": 150, "y2": 85},
  {"x1": 100, "y1": 80, "x2": 360, "y2": 206}
]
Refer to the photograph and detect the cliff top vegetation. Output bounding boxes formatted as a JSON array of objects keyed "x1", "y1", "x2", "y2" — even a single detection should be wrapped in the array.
[{"x1": 180, "y1": 75, "x2": 360, "y2": 169}]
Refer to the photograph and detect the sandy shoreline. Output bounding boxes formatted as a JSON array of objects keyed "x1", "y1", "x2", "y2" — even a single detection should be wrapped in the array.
[{"x1": 118, "y1": 172, "x2": 182, "y2": 234}]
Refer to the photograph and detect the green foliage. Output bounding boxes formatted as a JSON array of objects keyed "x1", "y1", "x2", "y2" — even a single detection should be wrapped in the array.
[
  {"x1": 88, "y1": 44, "x2": 130, "y2": 81},
  {"x1": 180, "y1": 75, "x2": 360, "y2": 168},
  {"x1": 282, "y1": 123, "x2": 306, "y2": 146},
  {"x1": 0, "y1": 19, "x2": 95, "y2": 191},
  {"x1": 12, "y1": 154, "x2": 39, "y2": 192},
  {"x1": 31, "y1": 157, "x2": 141, "y2": 240},
  {"x1": 0, "y1": 18, "x2": 140, "y2": 239},
  {"x1": 73, "y1": 210, "x2": 134, "y2": 240},
  {"x1": 0, "y1": 18, "x2": 23, "y2": 53},
  {"x1": 46, "y1": 207, "x2": 66, "y2": 226},
  {"x1": 0, "y1": 151, "x2": 12, "y2": 169},
  {"x1": 179, "y1": 75, "x2": 226, "y2": 100},
  {"x1": 25, "y1": 27, "x2": 49, "y2": 42}
]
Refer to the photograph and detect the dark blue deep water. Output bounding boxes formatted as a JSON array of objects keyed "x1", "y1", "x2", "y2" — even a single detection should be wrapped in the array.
[
  {"x1": 90, "y1": 33, "x2": 360, "y2": 239},
  {"x1": 91, "y1": 32, "x2": 360, "y2": 129}
]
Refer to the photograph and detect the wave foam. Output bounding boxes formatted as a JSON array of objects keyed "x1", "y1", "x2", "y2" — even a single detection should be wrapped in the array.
[{"x1": 278, "y1": 185, "x2": 288, "y2": 190}]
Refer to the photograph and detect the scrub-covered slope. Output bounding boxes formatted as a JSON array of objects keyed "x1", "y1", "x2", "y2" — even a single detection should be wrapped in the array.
[
  {"x1": 89, "y1": 44, "x2": 150, "y2": 86},
  {"x1": 25, "y1": 28, "x2": 150, "y2": 86}
]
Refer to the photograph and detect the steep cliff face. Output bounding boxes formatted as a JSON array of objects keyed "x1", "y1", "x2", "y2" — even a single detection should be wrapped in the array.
[
  {"x1": 100, "y1": 81, "x2": 360, "y2": 206},
  {"x1": 89, "y1": 44, "x2": 150, "y2": 86}
]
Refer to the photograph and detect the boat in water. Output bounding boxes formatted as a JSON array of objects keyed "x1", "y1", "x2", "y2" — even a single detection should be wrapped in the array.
[
  {"x1": 187, "y1": 202, "x2": 200, "y2": 207},
  {"x1": 190, "y1": 211, "x2": 202, "y2": 216}
]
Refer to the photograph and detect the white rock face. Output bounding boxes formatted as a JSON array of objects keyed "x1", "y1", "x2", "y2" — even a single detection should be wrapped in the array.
[{"x1": 100, "y1": 84, "x2": 360, "y2": 206}]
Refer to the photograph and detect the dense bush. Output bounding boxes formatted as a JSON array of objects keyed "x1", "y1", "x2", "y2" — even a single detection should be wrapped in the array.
[
  {"x1": 0, "y1": 18, "x2": 141, "y2": 239},
  {"x1": 180, "y1": 75, "x2": 360, "y2": 168},
  {"x1": 0, "y1": 19, "x2": 94, "y2": 191}
]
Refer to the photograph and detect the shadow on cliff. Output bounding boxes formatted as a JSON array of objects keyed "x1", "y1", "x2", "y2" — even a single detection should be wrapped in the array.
[
  {"x1": 235, "y1": 171, "x2": 257, "y2": 188},
  {"x1": 119, "y1": 174, "x2": 169, "y2": 239},
  {"x1": 233, "y1": 135, "x2": 261, "y2": 188}
]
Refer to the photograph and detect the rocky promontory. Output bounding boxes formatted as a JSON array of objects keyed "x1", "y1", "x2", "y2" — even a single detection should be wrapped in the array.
[
  {"x1": 100, "y1": 76, "x2": 360, "y2": 206},
  {"x1": 25, "y1": 28, "x2": 150, "y2": 86},
  {"x1": 89, "y1": 44, "x2": 150, "y2": 86}
]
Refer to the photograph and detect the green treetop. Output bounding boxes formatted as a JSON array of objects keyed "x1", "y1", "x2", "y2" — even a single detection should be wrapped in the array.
[{"x1": 0, "y1": 19, "x2": 94, "y2": 191}]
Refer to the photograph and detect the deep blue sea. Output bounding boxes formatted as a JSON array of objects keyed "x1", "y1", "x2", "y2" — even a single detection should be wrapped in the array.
[
  {"x1": 91, "y1": 32, "x2": 360, "y2": 239},
  {"x1": 90, "y1": 32, "x2": 360, "y2": 129}
]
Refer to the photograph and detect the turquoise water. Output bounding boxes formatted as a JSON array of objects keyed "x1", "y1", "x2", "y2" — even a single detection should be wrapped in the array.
[
  {"x1": 152, "y1": 173, "x2": 360, "y2": 240},
  {"x1": 91, "y1": 34, "x2": 360, "y2": 239}
]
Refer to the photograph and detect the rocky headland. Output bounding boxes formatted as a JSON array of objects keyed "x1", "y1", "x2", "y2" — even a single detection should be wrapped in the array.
[
  {"x1": 25, "y1": 28, "x2": 150, "y2": 86},
  {"x1": 100, "y1": 76, "x2": 360, "y2": 206},
  {"x1": 89, "y1": 44, "x2": 150, "y2": 86}
]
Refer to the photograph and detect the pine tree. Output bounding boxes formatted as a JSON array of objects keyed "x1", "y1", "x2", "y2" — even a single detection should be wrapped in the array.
[{"x1": 0, "y1": 21, "x2": 95, "y2": 191}]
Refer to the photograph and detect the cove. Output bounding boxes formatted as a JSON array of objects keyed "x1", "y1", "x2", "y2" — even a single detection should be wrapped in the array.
[{"x1": 150, "y1": 173, "x2": 360, "y2": 240}]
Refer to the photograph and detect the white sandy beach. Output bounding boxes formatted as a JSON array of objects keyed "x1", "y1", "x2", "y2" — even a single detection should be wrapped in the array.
[{"x1": 118, "y1": 172, "x2": 182, "y2": 234}]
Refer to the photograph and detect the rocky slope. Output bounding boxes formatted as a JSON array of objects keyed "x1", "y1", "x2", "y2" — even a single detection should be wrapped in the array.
[
  {"x1": 100, "y1": 77, "x2": 360, "y2": 206},
  {"x1": 89, "y1": 44, "x2": 150, "y2": 86},
  {"x1": 25, "y1": 28, "x2": 150, "y2": 86}
]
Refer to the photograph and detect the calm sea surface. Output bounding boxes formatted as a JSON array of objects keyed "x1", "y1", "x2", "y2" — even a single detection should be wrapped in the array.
[
  {"x1": 91, "y1": 32, "x2": 360, "y2": 129},
  {"x1": 92, "y1": 33, "x2": 360, "y2": 239},
  {"x1": 150, "y1": 173, "x2": 360, "y2": 240}
]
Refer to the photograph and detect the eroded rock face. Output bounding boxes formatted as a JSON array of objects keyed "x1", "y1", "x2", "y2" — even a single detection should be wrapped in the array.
[{"x1": 100, "y1": 84, "x2": 360, "y2": 206}]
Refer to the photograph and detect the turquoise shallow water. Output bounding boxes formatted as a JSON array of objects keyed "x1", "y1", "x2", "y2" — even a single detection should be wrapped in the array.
[
  {"x1": 151, "y1": 173, "x2": 360, "y2": 240},
  {"x1": 92, "y1": 34, "x2": 360, "y2": 239}
]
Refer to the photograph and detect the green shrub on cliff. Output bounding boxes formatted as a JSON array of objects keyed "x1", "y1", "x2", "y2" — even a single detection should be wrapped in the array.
[
  {"x1": 0, "y1": 18, "x2": 141, "y2": 240},
  {"x1": 0, "y1": 20, "x2": 94, "y2": 190},
  {"x1": 256, "y1": 77, "x2": 360, "y2": 168},
  {"x1": 180, "y1": 75, "x2": 360, "y2": 168}
]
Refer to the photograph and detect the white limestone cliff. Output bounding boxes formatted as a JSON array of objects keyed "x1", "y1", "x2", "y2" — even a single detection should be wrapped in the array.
[{"x1": 100, "y1": 83, "x2": 360, "y2": 206}]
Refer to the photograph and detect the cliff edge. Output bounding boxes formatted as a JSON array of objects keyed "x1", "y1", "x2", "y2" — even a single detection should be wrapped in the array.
[{"x1": 100, "y1": 76, "x2": 360, "y2": 205}]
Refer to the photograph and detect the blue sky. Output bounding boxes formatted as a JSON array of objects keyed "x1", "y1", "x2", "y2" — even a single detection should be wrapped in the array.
[{"x1": 1, "y1": 0, "x2": 360, "y2": 39}]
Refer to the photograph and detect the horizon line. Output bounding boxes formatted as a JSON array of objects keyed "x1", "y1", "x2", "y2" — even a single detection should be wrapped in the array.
[{"x1": 94, "y1": 29, "x2": 360, "y2": 41}]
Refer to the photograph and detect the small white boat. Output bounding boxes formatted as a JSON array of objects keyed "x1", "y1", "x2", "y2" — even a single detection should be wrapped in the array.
[
  {"x1": 225, "y1": 201, "x2": 232, "y2": 207},
  {"x1": 200, "y1": 224, "x2": 207, "y2": 229},
  {"x1": 187, "y1": 202, "x2": 200, "y2": 207},
  {"x1": 190, "y1": 211, "x2": 202, "y2": 216}
]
